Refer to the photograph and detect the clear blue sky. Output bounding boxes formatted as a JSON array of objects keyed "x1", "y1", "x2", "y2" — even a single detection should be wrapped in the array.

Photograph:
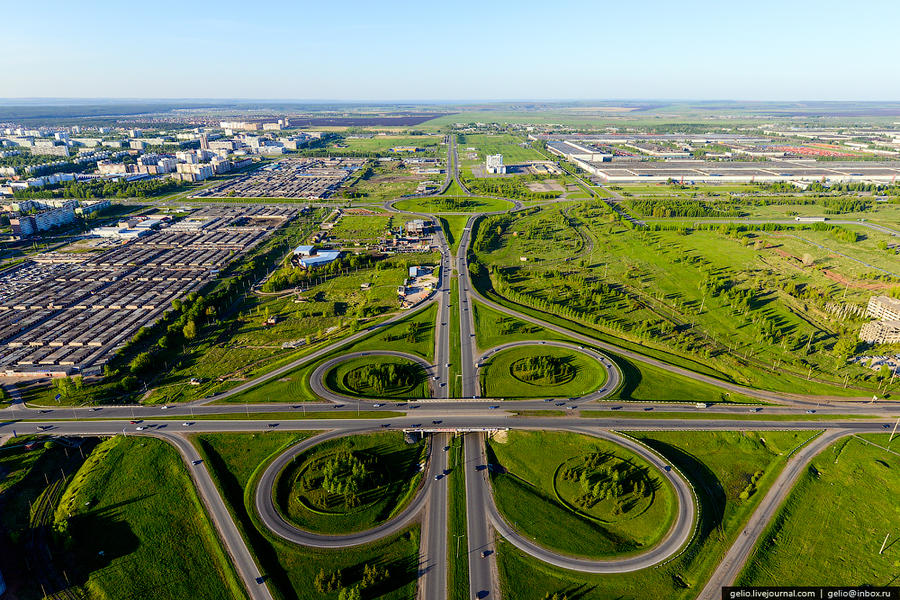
[{"x1": 3, "y1": 0, "x2": 898, "y2": 101}]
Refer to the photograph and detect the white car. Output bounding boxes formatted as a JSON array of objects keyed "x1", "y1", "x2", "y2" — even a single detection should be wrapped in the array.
[
  {"x1": 182, "y1": 422, "x2": 193, "y2": 427},
  {"x1": 136, "y1": 426, "x2": 146, "y2": 431},
  {"x1": 160, "y1": 405, "x2": 169, "y2": 410}
]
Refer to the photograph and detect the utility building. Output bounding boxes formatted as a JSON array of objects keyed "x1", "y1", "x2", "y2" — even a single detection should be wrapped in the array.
[{"x1": 485, "y1": 154, "x2": 506, "y2": 174}]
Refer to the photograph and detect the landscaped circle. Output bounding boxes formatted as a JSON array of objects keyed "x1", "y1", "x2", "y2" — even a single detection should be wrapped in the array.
[
  {"x1": 486, "y1": 430, "x2": 677, "y2": 559},
  {"x1": 480, "y1": 344, "x2": 606, "y2": 399},
  {"x1": 554, "y1": 452, "x2": 656, "y2": 523},
  {"x1": 392, "y1": 196, "x2": 513, "y2": 213},
  {"x1": 324, "y1": 355, "x2": 430, "y2": 399},
  {"x1": 274, "y1": 432, "x2": 427, "y2": 534}
]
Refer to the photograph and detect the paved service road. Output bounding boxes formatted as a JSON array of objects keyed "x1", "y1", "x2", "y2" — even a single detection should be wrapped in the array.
[
  {"x1": 697, "y1": 428, "x2": 850, "y2": 599},
  {"x1": 475, "y1": 340, "x2": 621, "y2": 401},
  {"x1": 473, "y1": 427, "x2": 696, "y2": 573},
  {"x1": 465, "y1": 433, "x2": 499, "y2": 600},
  {"x1": 254, "y1": 429, "x2": 438, "y2": 548},
  {"x1": 309, "y1": 350, "x2": 437, "y2": 403},
  {"x1": 420, "y1": 432, "x2": 451, "y2": 600}
]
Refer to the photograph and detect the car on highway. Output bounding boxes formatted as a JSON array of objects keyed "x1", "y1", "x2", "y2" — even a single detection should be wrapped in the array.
[
  {"x1": 37, "y1": 425, "x2": 52, "y2": 431},
  {"x1": 381, "y1": 423, "x2": 391, "y2": 428},
  {"x1": 136, "y1": 426, "x2": 146, "y2": 431},
  {"x1": 160, "y1": 405, "x2": 169, "y2": 410},
  {"x1": 434, "y1": 474, "x2": 442, "y2": 480},
  {"x1": 480, "y1": 550, "x2": 490, "y2": 558},
  {"x1": 432, "y1": 420, "x2": 442, "y2": 424},
  {"x1": 433, "y1": 376, "x2": 439, "y2": 380},
  {"x1": 267, "y1": 423, "x2": 278, "y2": 428},
  {"x1": 806, "y1": 409, "x2": 816, "y2": 414},
  {"x1": 488, "y1": 405, "x2": 499, "y2": 410},
  {"x1": 191, "y1": 459, "x2": 203, "y2": 465},
  {"x1": 182, "y1": 422, "x2": 193, "y2": 427},
  {"x1": 443, "y1": 445, "x2": 450, "y2": 451},
  {"x1": 129, "y1": 420, "x2": 141, "y2": 424},
  {"x1": 373, "y1": 403, "x2": 384, "y2": 407}
]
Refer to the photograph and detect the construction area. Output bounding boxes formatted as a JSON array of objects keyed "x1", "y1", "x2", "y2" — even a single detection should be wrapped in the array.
[{"x1": 0, "y1": 205, "x2": 298, "y2": 377}]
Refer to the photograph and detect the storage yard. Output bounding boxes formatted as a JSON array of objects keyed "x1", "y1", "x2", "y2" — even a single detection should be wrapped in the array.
[
  {"x1": 0, "y1": 205, "x2": 297, "y2": 376},
  {"x1": 193, "y1": 157, "x2": 366, "y2": 199}
]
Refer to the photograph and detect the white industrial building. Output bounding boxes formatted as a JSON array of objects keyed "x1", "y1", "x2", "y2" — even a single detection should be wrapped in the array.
[{"x1": 485, "y1": 154, "x2": 506, "y2": 174}]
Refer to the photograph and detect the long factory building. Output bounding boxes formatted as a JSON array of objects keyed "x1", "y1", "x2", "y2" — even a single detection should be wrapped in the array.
[{"x1": 540, "y1": 135, "x2": 900, "y2": 183}]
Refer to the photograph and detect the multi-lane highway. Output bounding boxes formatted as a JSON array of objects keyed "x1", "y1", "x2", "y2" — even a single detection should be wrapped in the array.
[{"x1": 4, "y1": 134, "x2": 899, "y2": 600}]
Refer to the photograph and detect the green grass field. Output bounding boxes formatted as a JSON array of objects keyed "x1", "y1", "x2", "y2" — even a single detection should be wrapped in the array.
[
  {"x1": 439, "y1": 214, "x2": 470, "y2": 255},
  {"x1": 193, "y1": 432, "x2": 419, "y2": 600},
  {"x1": 329, "y1": 214, "x2": 394, "y2": 242},
  {"x1": 275, "y1": 432, "x2": 426, "y2": 534},
  {"x1": 472, "y1": 301, "x2": 571, "y2": 352},
  {"x1": 447, "y1": 435, "x2": 469, "y2": 600},
  {"x1": 219, "y1": 303, "x2": 436, "y2": 404},
  {"x1": 495, "y1": 430, "x2": 820, "y2": 599},
  {"x1": 393, "y1": 196, "x2": 512, "y2": 213},
  {"x1": 449, "y1": 277, "x2": 462, "y2": 398},
  {"x1": 324, "y1": 355, "x2": 430, "y2": 399},
  {"x1": 472, "y1": 300, "x2": 762, "y2": 404},
  {"x1": 486, "y1": 430, "x2": 676, "y2": 559},
  {"x1": 480, "y1": 345, "x2": 606, "y2": 399},
  {"x1": 327, "y1": 134, "x2": 443, "y2": 156},
  {"x1": 737, "y1": 434, "x2": 900, "y2": 586},
  {"x1": 56, "y1": 437, "x2": 247, "y2": 600},
  {"x1": 474, "y1": 201, "x2": 884, "y2": 396}
]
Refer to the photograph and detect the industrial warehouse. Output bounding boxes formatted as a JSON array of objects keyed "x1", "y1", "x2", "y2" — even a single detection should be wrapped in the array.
[
  {"x1": 539, "y1": 133, "x2": 900, "y2": 183},
  {"x1": 193, "y1": 157, "x2": 366, "y2": 199},
  {"x1": 0, "y1": 205, "x2": 298, "y2": 376}
]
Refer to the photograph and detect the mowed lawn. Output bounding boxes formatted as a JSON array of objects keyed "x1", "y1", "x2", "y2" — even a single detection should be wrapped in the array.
[
  {"x1": 58, "y1": 437, "x2": 247, "y2": 600},
  {"x1": 486, "y1": 430, "x2": 676, "y2": 559},
  {"x1": 480, "y1": 345, "x2": 606, "y2": 399},
  {"x1": 494, "y1": 430, "x2": 818, "y2": 600},
  {"x1": 737, "y1": 434, "x2": 900, "y2": 586},
  {"x1": 194, "y1": 432, "x2": 420, "y2": 600},
  {"x1": 392, "y1": 196, "x2": 513, "y2": 213}
]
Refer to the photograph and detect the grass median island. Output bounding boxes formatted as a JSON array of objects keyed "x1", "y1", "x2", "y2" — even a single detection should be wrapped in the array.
[
  {"x1": 495, "y1": 430, "x2": 819, "y2": 600},
  {"x1": 393, "y1": 196, "x2": 512, "y2": 213},
  {"x1": 481, "y1": 345, "x2": 606, "y2": 399},
  {"x1": 737, "y1": 434, "x2": 900, "y2": 587},
  {"x1": 439, "y1": 214, "x2": 470, "y2": 255},
  {"x1": 51, "y1": 436, "x2": 247, "y2": 600},
  {"x1": 325, "y1": 355, "x2": 430, "y2": 399},
  {"x1": 486, "y1": 430, "x2": 676, "y2": 559},
  {"x1": 275, "y1": 432, "x2": 426, "y2": 535},
  {"x1": 193, "y1": 432, "x2": 419, "y2": 600}
]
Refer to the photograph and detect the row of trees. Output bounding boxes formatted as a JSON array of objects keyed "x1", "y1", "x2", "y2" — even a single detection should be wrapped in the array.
[
  {"x1": 630, "y1": 199, "x2": 746, "y2": 218},
  {"x1": 14, "y1": 177, "x2": 186, "y2": 199}
]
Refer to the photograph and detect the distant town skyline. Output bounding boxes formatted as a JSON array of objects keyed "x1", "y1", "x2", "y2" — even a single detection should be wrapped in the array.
[{"x1": 3, "y1": 0, "x2": 900, "y2": 101}]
